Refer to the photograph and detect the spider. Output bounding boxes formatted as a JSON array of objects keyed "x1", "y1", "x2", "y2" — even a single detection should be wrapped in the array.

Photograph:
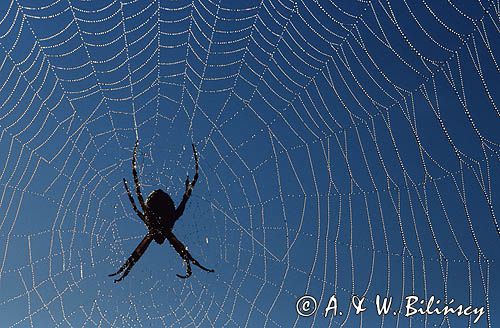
[{"x1": 109, "y1": 140, "x2": 214, "y2": 283}]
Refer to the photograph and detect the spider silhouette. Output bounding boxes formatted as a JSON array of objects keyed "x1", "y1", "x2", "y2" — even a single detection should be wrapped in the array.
[{"x1": 109, "y1": 141, "x2": 214, "y2": 282}]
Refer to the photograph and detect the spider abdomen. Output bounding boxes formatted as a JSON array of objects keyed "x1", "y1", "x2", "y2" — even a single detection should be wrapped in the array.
[{"x1": 145, "y1": 189, "x2": 177, "y2": 242}]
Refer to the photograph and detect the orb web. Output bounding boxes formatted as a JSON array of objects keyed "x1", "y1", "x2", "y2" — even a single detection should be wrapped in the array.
[{"x1": 0, "y1": 0, "x2": 498, "y2": 327}]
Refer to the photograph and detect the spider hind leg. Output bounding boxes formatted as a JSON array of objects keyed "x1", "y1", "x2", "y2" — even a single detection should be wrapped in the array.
[
  {"x1": 186, "y1": 250, "x2": 215, "y2": 273},
  {"x1": 166, "y1": 231, "x2": 214, "y2": 279},
  {"x1": 109, "y1": 234, "x2": 153, "y2": 283},
  {"x1": 176, "y1": 260, "x2": 192, "y2": 279}
]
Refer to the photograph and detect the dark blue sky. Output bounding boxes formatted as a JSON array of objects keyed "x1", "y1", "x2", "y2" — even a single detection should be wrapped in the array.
[{"x1": 0, "y1": 0, "x2": 497, "y2": 327}]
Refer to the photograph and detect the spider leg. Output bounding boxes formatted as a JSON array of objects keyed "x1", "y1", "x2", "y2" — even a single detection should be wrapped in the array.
[
  {"x1": 166, "y1": 231, "x2": 214, "y2": 279},
  {"x1": 109, "y1": 234, "x2": 153, "y2": 283},
  {"x1": 176, "y1": 260, "x2": 192, "y2": 279},
  {"x1": 123, "y1": 178, "x2": 146, "y2": 223},
  {"x1": 190, "y1": 143, "x2": 199, "y2": 189},
  {"x1": 132, "y1": 140, "x2": 147, "y2": 212},
  {"x1": 175, "y1": 144, "x2": 199, "y2": 219},
  {"x1": 186, "y1": 253, "x2": 215, "y2": 273}
]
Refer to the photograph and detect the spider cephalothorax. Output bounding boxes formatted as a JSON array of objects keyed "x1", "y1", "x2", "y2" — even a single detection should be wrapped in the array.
[{"x1": 109, "y1": 141, "x2": 214, "y2": 282}]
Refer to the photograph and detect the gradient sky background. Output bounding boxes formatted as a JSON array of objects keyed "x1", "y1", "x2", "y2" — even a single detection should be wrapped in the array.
[{"x1": 0, "y1": 0, "x2": 498, "y2": 327}]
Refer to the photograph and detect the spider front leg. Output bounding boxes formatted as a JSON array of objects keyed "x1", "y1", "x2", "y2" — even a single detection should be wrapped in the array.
[
  {"x1": 175, "y1": 144, "x2": 199, "y2": 219},
  {"x1": 123, "y1": 178, "x2": 146, "y2": 223},
  {"x1": 131, "y1": 140, "x2": 147, "y2": 212},
  {"x1": 185, "y1": 143, "x2": 199, "y2": 195}
]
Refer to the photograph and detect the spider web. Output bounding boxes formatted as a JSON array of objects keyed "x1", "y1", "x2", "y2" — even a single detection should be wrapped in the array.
[{"x1": 0, "y1": 0, "x2": 498, "y2": 327}]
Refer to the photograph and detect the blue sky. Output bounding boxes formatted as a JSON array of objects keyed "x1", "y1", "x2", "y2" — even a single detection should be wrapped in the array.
[{"x1": 0, "y1": 0, "x2": 497, "y2": 327}]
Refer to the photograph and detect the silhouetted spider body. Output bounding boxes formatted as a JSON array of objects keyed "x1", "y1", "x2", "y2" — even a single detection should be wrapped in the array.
[
  {"x1": 145, "y1": 189, "x2": 176, "y2": 243},
  {"x1": 109, "y1": 141, "x2": 214, "y2": 282}
]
